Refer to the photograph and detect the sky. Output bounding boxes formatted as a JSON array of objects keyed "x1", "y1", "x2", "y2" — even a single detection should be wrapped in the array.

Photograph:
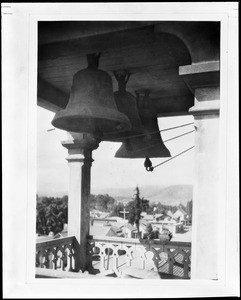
[{"x1": 37, "y1": 106, "x2": 195, "y2": 196}]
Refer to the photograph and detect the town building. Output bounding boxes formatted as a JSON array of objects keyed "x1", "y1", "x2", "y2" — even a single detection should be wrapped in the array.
[{"x1": 173, "y1": 207, "x2": 188, "y2": 224}]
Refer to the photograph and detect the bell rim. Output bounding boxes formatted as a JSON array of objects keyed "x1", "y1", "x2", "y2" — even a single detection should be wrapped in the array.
[
  {"x1": 114, "y1": 152, "x2": 171, "y2": 159},
  {"x1": 52, "y1": 106, "x2": 131, "y2": 134},
  {"x1": 114, "y1": 142, "x2": 171, "y2": 158}
]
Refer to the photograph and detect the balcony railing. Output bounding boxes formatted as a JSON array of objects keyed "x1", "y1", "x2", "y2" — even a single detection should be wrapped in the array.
[
  {"x1": 87, "y1": 236, "x2": 191, "y2": 279},
  {"x1": 36, "y1": 236, "x2": 80, "y2": 272},
  {"x1": 36, "y1": 235, "x2": 191, "y2": 279}
]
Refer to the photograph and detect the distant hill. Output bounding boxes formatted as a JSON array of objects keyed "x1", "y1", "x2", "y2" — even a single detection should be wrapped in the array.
[
  {"x1": 92, "y1": 185, "x2": 193, "y2": 206},
  {"x1": 38, "y1": 184, "x2": 193, "y2": 206}
]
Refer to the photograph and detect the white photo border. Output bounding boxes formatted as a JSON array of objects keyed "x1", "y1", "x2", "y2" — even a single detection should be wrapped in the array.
[{"x1": 3, "y1": 2, "x2": 239, "y2": 298}]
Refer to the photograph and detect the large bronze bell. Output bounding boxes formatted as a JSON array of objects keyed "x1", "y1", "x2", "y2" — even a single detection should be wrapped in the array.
[
  {"x1": 51, "y1": 53, "x2": 131, "y2": 135},
  {"x1": 115, "y1": 90, "x2": 171, "y2": 158},
  {"x1": 103, "y1": 71, "x2": 145, "y2": 142}
]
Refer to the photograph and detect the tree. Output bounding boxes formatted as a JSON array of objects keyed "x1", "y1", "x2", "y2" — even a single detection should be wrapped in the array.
[
  {"x1": 110, "y1": 202, "x2": 125, "y2": 217},
  {"x1": 36, "y1": 195, "x2": 68, "y2": 235},
  {"x1": 91, "y1": 194, "x2": 116, "y2": 212},
  {"x1": 178, "y1": 202, "x2": 187, "y2": 212},
  {"x1": 143, "y1": 223, "x2": 156, "y2": 240},
  {"x1": 186, "y1": 200, "x2": 193, "y2": 225},
  {"x1": 127, "y1": 186, "x2": 149, "y2": 236}
]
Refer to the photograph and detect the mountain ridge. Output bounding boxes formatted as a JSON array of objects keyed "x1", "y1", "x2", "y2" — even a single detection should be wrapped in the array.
[
  {"x1": 92, "y1": 184, "x2": 193, "y2": 206},
  {"x1": 38, "y1": 184, "x2": 193, "y2": 206}
]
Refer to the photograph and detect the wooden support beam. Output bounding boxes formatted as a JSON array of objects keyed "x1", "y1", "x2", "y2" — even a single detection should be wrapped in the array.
[
  {"x1": 157, "y1": 111, "x2": 191, "y2": 118},
  {"x1": 38, "y1": 26, "x2": 157, "y2": 61},
  {"x1": 38, "y1": 21, "x2": 159, "y2": 46},
  {"x1": 37, "y1": 77, "x2": 69, "y2": 112},
  {"x1": 143, "y1": 94, "x2": 194, "y2": 116},
  {"x1": 179, "y1": 62, "x2": 220, "y2": 93}
]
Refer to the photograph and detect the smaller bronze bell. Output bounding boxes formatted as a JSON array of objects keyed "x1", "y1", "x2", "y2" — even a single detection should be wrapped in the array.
[
  {"x1": 114, "y1": 132, "x2": 171, "y2": 158},
  {"x1": 115, "y1": 90, "x2": 171, "y2": 158},
  {"x1": 115, "y1": 117, "x2": 171, "y2": 158},
  {"x1": 52, "y1": 53, "x2": 131, "y2": 135},
  {"x1": 103, "y1": 71, "x2": 146, "y2": 142}
]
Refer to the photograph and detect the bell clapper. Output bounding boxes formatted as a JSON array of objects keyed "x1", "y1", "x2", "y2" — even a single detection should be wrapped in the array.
[{"x1": 144, "y1": 157, "x2": 154, "y2": 172}]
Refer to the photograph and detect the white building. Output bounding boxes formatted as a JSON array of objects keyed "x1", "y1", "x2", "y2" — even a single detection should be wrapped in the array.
[{"x1": 173, "y1": 208, "x2": 188, "y2": 224}]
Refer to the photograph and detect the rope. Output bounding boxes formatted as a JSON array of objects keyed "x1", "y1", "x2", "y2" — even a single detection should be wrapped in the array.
[
  {"x1": 153, "y1": 146, "x2": 195, "y2": 169},
  {"x1": 123, "y1": 130, "x2": 195, "y2": 154},
  {"x1": 48, "y1": 122, "x2": 195, "y2": 138},
  {"x1": 106, "y1": 122, "x2": 194, "y2": 141},
  {"x1": 160, "y1": 122, "x2": 194, "y2": 133},
  {"x1": 163, "y1": 130, "x2": 195, "y2": 143}
]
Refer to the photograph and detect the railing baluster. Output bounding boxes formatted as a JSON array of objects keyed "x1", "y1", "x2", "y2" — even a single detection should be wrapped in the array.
[
  {"x1": 97, "y1": 243, "x2": 105, "y2": 271},
  {"x1": 127, "y1": 247, "x2": 132, "y2": 267},
  {"x1": 113, "y1": 252, "x2": 118, "y2": 271},
  {"x1": 52, "y1": 248, "x2": 58, "y2": 270},
  {"x1": 36, "y1": 236, "x2": 79, "y2": 273},
  {"x1": 69, "y1": 248, "x2": 73, "y2": 271},
  {"x1": 182, "y1": 250, "x2": 190, "y2": 279},
  {"x1": 43, "y1": 250, "x2": 50, "y2": 269},
  {"x1": 36, "y1": 236, "x2": 191, "y2": 278},
  {"x1": 87, "y1": 236, "x2": 191, "y2": 279}
]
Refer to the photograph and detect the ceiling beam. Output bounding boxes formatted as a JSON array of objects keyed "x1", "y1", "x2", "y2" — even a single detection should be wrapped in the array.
[
  {"x1": 38, "y1": 21, "x2": 159, "y2": 46},
  {"x1": 145, "y1": 94, "x2": 194, "y2": 115},
  {"x1": 157, "y1": 111, "x2": 191, "y2": 118},
  {"x1": 38, "y1": 26, "x2": 158, "y2": 61},
  {"x1": 37, "y1": 78, "x2": 69, "y2": 112}
]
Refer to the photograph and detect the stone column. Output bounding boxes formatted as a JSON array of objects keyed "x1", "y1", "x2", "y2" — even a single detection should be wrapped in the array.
[
  {"x1": 179, "y1": 62, "x2": 220, "y2": 280},
  {"x1": 62, "y1": 132, "x2": 100, "y2": 272}
]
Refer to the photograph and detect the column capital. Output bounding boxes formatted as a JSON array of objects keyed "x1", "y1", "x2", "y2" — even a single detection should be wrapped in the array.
[
  {"x1": 189, "y1": 87, "x2": 220, "y2": 116},
  {"x1": 62, "y1": 132, "x2": 100, "y2": 150},
  {"x1": 179, "y1": 61, "x2": 220, "y2": 93},
  {"x1": 189, "y1": 101, "x2": 220, "y2": 116},
  {"x1": 61, "y1": 132, "x2": 100, "y2": 163},
  {"x1": 179, "y1": 62, "x2": 220, "y2": 117}
]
